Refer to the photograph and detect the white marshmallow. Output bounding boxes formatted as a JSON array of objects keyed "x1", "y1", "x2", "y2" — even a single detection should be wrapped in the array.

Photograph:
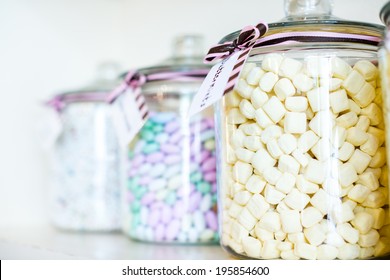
[
  {"x1": 279, "y1": 57, "x2": 303, "y2": 79},
  {"x1": 275, "y1": 172, "x2": 296, "y2": 194},
  {"x1": 353, "y1": 60, "x2": 378, "y2": 81},
  {"x1": 358, "y1": 171, "x2": 379, "y2": 191},
  {"x1": 243, "y1": 135, "x2": 263, "y2": 151},
  {"x1": 227, "y1": 146, "x2": 237, "y2": 164},
  {"x1": 328, "y1": 78, "x2": 343, "y2": 91},
  {"x1": 288, "y1": 232, "x2": 306, "y2": 244},
  {"x1": 250, "y1": 87, "x2": 269, "y2": 109},
  {"x1": 292, "y1": 149, "x2": 310, "y2": 168},
  {"x1": 261, "y1": 240, "x2": 281, "y2": 259},
  {"x1": 280, "y1": 209, "x2": 303, "y2": 233},
  {"x1": 242, "y1": 236, "x2": 262, "y2": 258},
  {"x1": 232, "y1": 161, "x2": 253, "y2": 184},
  {"x1": 275, "y1": 230, "x2": 287, "y2": 241},
  {"x1": 237, "y1": 208, "x2": 258, "y2": 231},
  {"x1": 310, "y1": 189, "x2": 334, "y2": 215},
  {"x1": 326, "y1": 231, "x2": 346, "y2": 248},
  {"x1": 245, "y1": 175, "x2": 266, "y2": 194},
  {"x1": 234, "y1": 190, "x2": 252, "y2": 205},
  {"x1": 338, "y1": 142, "x2": 355, "y2": 161},
  {"x1": 351, "y1": 211, "x2": 375, "y2": 234},
  {"x1": 369, "y1": 147, "x2": 386, "y2": 168},
  {"x1": 337, "y1": 244, "x2": 360, "y2": 260},
  {"x1": 235, "y1": 147, "x2": 255, "y2": 163},
  {"x1": 296, "y1": 174, "x2": 319, "y2": 194},
  {"x1": 346, "y1": 127, "x2": 369, "y2": 147},
  {"x1": 277, "y1": 241, "x2": 293, "y2": 251},
  {"x1": 348, "y1": 184, "x2": 371, "y2": 204},
  {"x1": 230, "y1": 220, "x2": 249, "y2": 243},
  {"x1": 359, "y1": 247, "x2": 375, "y2": 259},
  {"x1": 361, "y1": 103, "x2": 383, "y2": 126},
  {"x1": 251, "y1": 148, "x2": 277, "y2": 173},
  {"x1": 261, "y1": 53, "x2": 283, "y2": 74},
  {"x1": 307, "y1": 87, "x2": 329, "y2": 112},
  {"x1": 332, "y1": 125, "x2": 347, "y2": 148},
  {"x1": 274, "y1": 78, "x2": 296, "y2": 101},
  {"x1": 348, "y1": 99, "x2": 361, "y2": 115},
  {"x1": 259, "y1": 72, "x2": 279, "y2": 92},
  {"x1": 301, "y1": 206, "x2": 324, "y2": 228},
  {"x1": 337, "y1": 223, "x2": 359, "y2": 244},
  {"x1": 258, "y1": 211, "x2": 281, "y2": 232},
  {"x1": 359, "y1": 229, "x2": 380, "y2": 248},
  {"x1": 332, "y1": 202, "x2": 355, "y2": 224},
  {"x1": 228, "y1": 201, "x2": 243, "y2": 218},
  {"x1": 367, "y1": 127, "x2": 385, "y2": 146},
  {"x1": 331, "y1": 57, "x2": 352, "y2": 79},
  {"x1": 263, "y1": 96, "x2": 286, "y2": 123},
  {"x1": 305, "y1": 159, "x2": 327, "y2": 184},
  {"x1": 284, "y1": 189, "x2": 310, "y2": 211},
  {"x1": 246, "y1": 66, "x2": 265, "y2": 86},
  {"x1": 254, "y1": 108, "x2": 274, "y2": 128},
  {"x1": 362, "y1": 190, "x2": 386, "y2": 208},
  {"x1": 353, "y1": 82, "x2": 376, "y2": 108},
  {"x1": 294, "y1": 243, "x2": 317, "y2": 260},
  {"x1": 226, "y1": 90, "x2": 242, "y2": 107},
  {"x1": 240, "y1": 62, "x2": 256, "y2": 79},
  {"x1": 309, "y1": 111, "x2": 332, "y2": 137},
  {"x1": 298, "y1": 130, "x2": 319, "y2": 153},
  {"x1": 317, "y1": 245, "x2": 339, "y2": 260},
  {"x1": 337, "y1": 111, "x2": 359, "y2": 129},
  {"x1": 360, "y1": 134, "x2": 379, "y2": 157},
  {"x1": 306, "y1": 56, "x2": 332, "y2": 78},
  {"x1": 329, "y1": 89, "x2": 349, "y2": 114},
  {"x1": 240, "y1": 122, "x2": 262, "y2": 136},
  {"x1": 278, "y1": 134, "x2": 297, "y2": 155},
  {"x1": 348, "y1": 149, "x2": 371, "y2": 174},
  {"x1": 246, "y1": 194, "x2": 270, "y2": 219},
  {"x1": 292, "y1": 73, "x2": 315, "y2": 92},
  {"x1": 235, "y1": 79, "x2": 255, "y2": 98},
  {"x1": 285, "y1": 96, "x2": 308, "y2": 112},
  {"x1": 304, "y1": 224, "x2": 327, "y2": 246},
  {"x1": 339, "y1": 163, "x2": 358, "y2": 187},
  {"x1": 263, "y1": 167, "x2": 282, "y2": 185},
  {"x1": 255, "y1": 225, "x2": 274, "y2": 242},
  {"x1": 364, "y1": 208, "x2": 385, "y2": 229},
  {"x1": 267, "y1": 139, "x2": 284, "y2": 159},
  {"x1": 264, "y1": 184, "x2": 286, "y2": 205},
  {"x1": 239, "y1": 99, "x2": 256, "y2": 119},
  {"x1": 284, "y1": 112, "x2": 307, "y2": 134},
  {"x1": 228, "y1": 238, "x2": 245, "y2": 254},
  {"x1": 281, "y1": 250, "x2": 300, "y2": 260},
  {"x1": 227, "y1": 108, "x2": 247, "y2": 124},
  {"x1": 342, "y1": 70, "x2": 365, "y2": 96},
  {"x1": 311, "y1": 138, "x2": 331, "y2": 161},
  {"x1": 261, "y1": 125, "x2": 283, "y2": 144},
  {"x1": 278, "y1": 154, "x2": 300, "y2": 175}
]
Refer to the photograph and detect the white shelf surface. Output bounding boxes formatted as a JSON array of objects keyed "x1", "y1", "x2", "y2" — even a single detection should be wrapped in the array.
[{"x1": 0, "y1": 224, "x2": 228, "y2": 260}]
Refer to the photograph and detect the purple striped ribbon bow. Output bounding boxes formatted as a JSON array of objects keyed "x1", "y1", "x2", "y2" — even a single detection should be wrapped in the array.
[{"x1": 204, "y1": 21, "x2": 268, "y2": 63}]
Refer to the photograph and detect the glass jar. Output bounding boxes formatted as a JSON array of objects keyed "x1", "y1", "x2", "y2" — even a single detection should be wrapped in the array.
[
  {"x1": 216, "y1": 0, "x2": 390, "y2": 259},
  {"x1": 123, "y1": 36, "x2": 219, "y2": 243},
  {"x1": 47, "y1": 64, "x2": 123, "y2": 231}
]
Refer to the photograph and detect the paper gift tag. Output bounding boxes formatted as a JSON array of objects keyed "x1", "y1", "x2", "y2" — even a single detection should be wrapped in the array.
[
  {"x1": 111, "y1": 88, "x2": 148, "y2": 147},
  {"x1": 188, "y1": 48, "x2": 251, "y2": 117}
]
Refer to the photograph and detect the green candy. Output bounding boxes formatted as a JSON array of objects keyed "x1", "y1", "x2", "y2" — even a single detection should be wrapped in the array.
[
  {"x1": 142, "y1": 143, "x2": 159, "y2": 154},
  {"x1": 196, "y1": 181, "x2": 211, "y2": 194},
  {"x1": 212, "y1": 194, "x2": 218, "y2": 204},
  {"x1": 140, "y1": 130, "x2": 154, "y2": 141},
  {"x1": 190, "y1": 172, "x2": 202, "y2": 183},
  {"x1": 165, "y1": 191, "x2": 177, "y2": 206},
  {"x1": 131, "y1": 201, "x2": 141, "y2": 213},
  {"x1": 134, "y1": 187, "x2": 147, "y2": 199},
  {"x1": 153, "y1": 124, "x2": 164, "y2": 133},
  {"x1": 127, "y1": 177, "x2": 140, "y2": 190}
]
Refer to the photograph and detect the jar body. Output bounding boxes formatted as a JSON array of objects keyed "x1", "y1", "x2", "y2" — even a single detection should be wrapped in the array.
[
  {"x1": 124, "y1": 81, "x2": 218, "y2": 243},
  {"x1": 50, "y1": 102, "x2": 122, "y2": 231},
  {"x1": 217, "y1": 46, "x2": 390, "y2": 259}
]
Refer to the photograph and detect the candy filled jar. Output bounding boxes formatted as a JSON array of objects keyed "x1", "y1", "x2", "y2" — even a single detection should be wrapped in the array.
[
  {"x1": 46, "y1": 64, "x2": 123, "y2": 231},
  {"x1": 123, "y1": 36, "x2": 218, "y2": 243},
  {"x1": 214, "y1": 0, "x2": 390, "y2": 259}
]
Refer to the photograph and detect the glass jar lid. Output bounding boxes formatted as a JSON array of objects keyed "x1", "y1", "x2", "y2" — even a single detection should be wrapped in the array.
[
  {"x1": 220, "y1": 0, "x2": 384, "y2": 44},
  {"x1": 380, "y1": 1, "x2": 390, "y2": 26}
]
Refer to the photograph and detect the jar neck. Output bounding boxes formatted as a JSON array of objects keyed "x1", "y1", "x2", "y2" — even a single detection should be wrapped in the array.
[{"x1": 284, "y1": 0, "x2": 333, "y2": 20}]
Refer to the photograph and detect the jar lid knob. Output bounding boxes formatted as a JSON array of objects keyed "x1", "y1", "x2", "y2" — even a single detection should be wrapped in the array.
[
  {"x1": 284, "y1": 0, "x2": 333, "y2": 20},
  {"x1": 172, "y1": 35, "x2": 204, "y2": 58}
]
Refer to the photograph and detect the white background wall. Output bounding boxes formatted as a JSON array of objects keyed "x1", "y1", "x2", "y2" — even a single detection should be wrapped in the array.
[{"x1": 0, "y1": 0, "x2": 388, "y2": 227}]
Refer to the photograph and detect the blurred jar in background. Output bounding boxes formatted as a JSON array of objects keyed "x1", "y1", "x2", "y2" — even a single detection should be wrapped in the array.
[
  {"x1": 123, "y1": 35, "x2": 219, "y2": 244},
  {"x1": 46, "y1": 63, "x2": 123, "y2": 231}
]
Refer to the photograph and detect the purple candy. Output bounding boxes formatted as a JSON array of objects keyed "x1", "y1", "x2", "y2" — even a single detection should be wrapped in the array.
[
  {"x1": 164, "y1": 154, "x2": 182, "y2": 164},
  {"x1": 126, "y1": 192, "x2": 135, "y2": 203},
  {"x1": 146, "y1": 152, "x2": 164, "y2": 163},
  {"x1": 205, "y1": 211, "x2": 218, "y2": 231},
  {"x1": 212, "y1": 182, "x2": 217, "y2": 192},
  {"x1": 154, "y1": 223, "x2": 165, "y2": 241},
  {"x1": 190, "y1": 140, "x2": 201, "y2": 156},
  {"x1": 206, "y1": 118, "x2": 214, "y2": 129},
  {"x1": 188, "y1": 191, "x2": 202, "y2": 213},
  {"x1": 173, "y1": 200, "x2": 185, "y2": 218},
  {"x1": 139, "y1": 176, "x2": 152, "y2": 185},
  {"x1": 165, "y1": 121, "x2": 181, "y2": 133},
  {"x1": 204, "y1": 171, "x2": 217, "y2": 183},
  {"x1": 141, "y1": 192, "x2": 155, "y2": 206},
  {"x1": 161, "y1": 205, "x2": 173, "y2": 224},
  {"x1": 201, "y1": 157, "x2": 216, "y2": 173},
  {"x1": 148, "y1": 208, "x2": 161, "y2": 227},
  {"x1": 169, "y1": 130, "x2": 183, "y2": 144},
  {"x1": 165, "y1": 219, "x2": 181, "y2": 241},
  {"x1": 131, "y1": 154, "x2": 145, "y2": 168},
  {"x1": 160, "y1": 143, "x2": 181, "y2": 154},
  {"x1": 200, "y1": 150, "x2": 211, "y2": 162},
  {"x1": 128, "y1": 168, "x2": 137, "y2": 177}
]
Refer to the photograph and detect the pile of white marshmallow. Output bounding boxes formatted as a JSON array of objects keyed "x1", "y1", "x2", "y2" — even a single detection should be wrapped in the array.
[{"x1": 221, "y1": 53, "x2": 390, "y2": 259}]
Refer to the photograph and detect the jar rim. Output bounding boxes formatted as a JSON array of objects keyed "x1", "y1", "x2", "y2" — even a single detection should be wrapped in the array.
[{"x1": 380, "y1": 1, "x2": 390, "y2": 26}]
